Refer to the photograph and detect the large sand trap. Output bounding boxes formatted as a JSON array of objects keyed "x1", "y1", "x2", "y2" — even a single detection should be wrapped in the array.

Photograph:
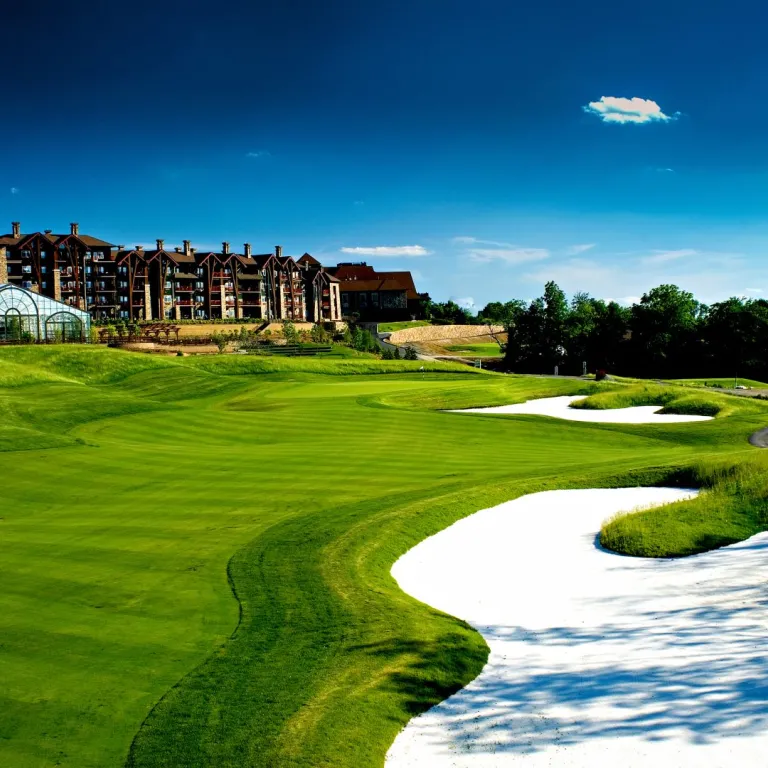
[
  {"x1": 387, "y1": 488, "x2": 768, "y2": 767},
  {"x1": 451, "y1": 395, "x2": 713, "y2": 423}
]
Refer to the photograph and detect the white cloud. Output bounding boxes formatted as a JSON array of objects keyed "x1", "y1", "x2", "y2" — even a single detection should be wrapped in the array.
[
  {"x1": 450, "y1": 296, "x2": 476, "y2": 309},
  {"x1": 468, "y1": 247, "x2": 549, "y2": 264},
  {"x1": 340, "y1": 245, "x2": 431, "y2": 257},
  {"x1": 583, "y1": 96, "x2": 677, "y2": 124},
  {"x1": 453, "y1": 236, "x2": 514, "y2": 248},
  {"x1": 10, "y1": 187, "x2": 18, "y2": 194},
  {"x1": 246, "y1": 150, "x2": 271, "y2": 158},
  {"x1": 353, "y1": 200, "x2": 364, "y2": 206},
  {"x1": 745, "y1": 288, "x2": 763, "y2": 295},
  {"x1": 566, "y1": 243, "x2": 596, "y2": 256},
  {"x1": 605, "y1": 296, "x2": 642, "y2": 306},
  {"x1": 657, "y1": 167, "x2": 675, "y2": 173},
  {"x1": 641, "y1": 248, "x2": 698, "y2": 265}
]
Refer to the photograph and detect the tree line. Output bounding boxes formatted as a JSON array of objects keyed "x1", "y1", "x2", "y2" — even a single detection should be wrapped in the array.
[{"x1": 467, "y1": 282, "x2": 768, "y2": 380}]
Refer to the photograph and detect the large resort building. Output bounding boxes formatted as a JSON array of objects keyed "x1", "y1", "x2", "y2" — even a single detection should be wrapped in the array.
[{"x1": 0, "y1": 222, "x2": 428, "y2": 324}]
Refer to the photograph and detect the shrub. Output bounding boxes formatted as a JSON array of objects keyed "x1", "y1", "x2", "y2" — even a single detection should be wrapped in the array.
[
  {"x1": 283, "y1": 321, "x2": 299, "y2": 345},
  {"x1": 404, "y1": 346, "x2": 418, "y2": 360}
]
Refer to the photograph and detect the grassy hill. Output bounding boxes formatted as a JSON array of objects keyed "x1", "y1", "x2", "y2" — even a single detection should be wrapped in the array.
[{"x1": 2, "y1": 346, "x2": 768, "y2": 767}]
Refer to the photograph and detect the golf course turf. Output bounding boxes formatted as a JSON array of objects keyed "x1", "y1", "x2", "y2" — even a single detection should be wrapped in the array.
[{"x1": 2, "y1": 346, "x2": 768, "y2": 767}]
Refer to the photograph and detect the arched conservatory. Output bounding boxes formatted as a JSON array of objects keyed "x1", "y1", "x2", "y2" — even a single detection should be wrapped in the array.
[{"x1": 0, "y1": 284, "x2": 90, "y2": 343}]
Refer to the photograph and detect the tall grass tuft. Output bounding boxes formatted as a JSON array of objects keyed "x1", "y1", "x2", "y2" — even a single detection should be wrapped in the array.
[
  {"x1": 601, "y1": 457, "x2": 768, "y2": 557},
  {"x1": 572, "y1": 384, "x2": 726, "y2": 417}
]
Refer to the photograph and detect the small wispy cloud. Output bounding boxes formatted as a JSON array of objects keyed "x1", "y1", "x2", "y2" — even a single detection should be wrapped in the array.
[
  {"x1": 10, "y1": 187, "x2": 18, "y2": 195},
  {"x1": 468, "y1": 247, "x2": 549, "y2": 264},
  {"x1": 450, "y1": 296, "x2": 476, "y2": 309},
  {"x1": 641, "y1": 248, "x2": 698, "y2": 265},
  {"x1": 745, "y1": 288, "x2": 763, "y2": 295},
  {"x1": 353, "y1": 200, "x2": 365, "y2": 206},
  {"x1": 340, "y1": 245, "x2": 431, "y2": 257},
  {"x1": 656, "y1": 167, "x2": 675, "y2": 173},
  {"x1": 584, "y1": 96, "x2": 678, "y2": 124},
  {"x1": 566, "y1": 243, "x2": 596, "y2": 256},
  {"x1": 246, "y1": 150, "x2": 271, "y2": 158},
  {"x1": 453, "y1": 236, "x2": 514, "y2": 248}
]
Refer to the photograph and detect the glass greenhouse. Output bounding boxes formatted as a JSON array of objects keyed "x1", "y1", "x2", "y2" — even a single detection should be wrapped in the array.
[{"x1": 0, "y1": 284, "x2": 90, "y2": 342}]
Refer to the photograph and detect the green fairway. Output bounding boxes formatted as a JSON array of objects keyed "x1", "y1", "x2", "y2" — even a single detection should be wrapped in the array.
[{"x1": 2, "y1": 346, "x2": 767, "y2": 767}]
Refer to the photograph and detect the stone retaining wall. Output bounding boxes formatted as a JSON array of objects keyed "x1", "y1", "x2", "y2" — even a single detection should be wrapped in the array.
[{"x1": 389, "y1": 324, "x2": 504, "y2": 344}]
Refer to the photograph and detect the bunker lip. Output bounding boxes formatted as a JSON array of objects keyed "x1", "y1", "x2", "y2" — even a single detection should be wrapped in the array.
[
  {"x1": 450, "y1": 395, "x2": 713, "y2": 423},
  {"x1": 386, "y1": 487, "x2": 768, "y2": 766}
]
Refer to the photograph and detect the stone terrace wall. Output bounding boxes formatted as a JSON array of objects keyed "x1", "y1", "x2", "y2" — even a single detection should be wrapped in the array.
[{"x1": 389, "y1": 324, "x2": 504, "y2": 345}]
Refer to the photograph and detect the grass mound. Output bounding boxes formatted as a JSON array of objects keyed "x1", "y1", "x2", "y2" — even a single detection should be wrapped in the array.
[
  {"x1": 600, "y1": 458, "x2": 768, "y2": 557},
  {"x1": 571, "y1": 384, "x2": 726, "y2": 417}
]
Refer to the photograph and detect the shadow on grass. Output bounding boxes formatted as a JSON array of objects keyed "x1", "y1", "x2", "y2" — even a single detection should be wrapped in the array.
[{"x1": 350, "y1": 631, "x2": 489, "y2": 717}]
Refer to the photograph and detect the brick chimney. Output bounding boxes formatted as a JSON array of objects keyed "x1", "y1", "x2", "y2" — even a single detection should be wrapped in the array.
[
  {"x1": 136, "y1": 245, "x2": 144, "y2": 252},
  {"x1": 11, "y1": 221, "x2": 20, "y2": 238},
  {"x1": 244, "y1": 243, "x2": 251, "y2": 258},
  {"x1": 70, "y1": 222, "x2": 79, "y2": 236},
  {"x1": 156, "y1": 239, "x2": 164, "y2": 251},
  {"x1": 183, "y1": 239, "x2": 191, "y2": 256},
  {"x1": 0, "y1": 247, "x2": 8, "y2": 284},
  {"x1": 275, "y1": 245, "x2": 283, "y2": 259},
  {"x1": 222, "y1": 241, "x2": 230, "y2": 254}
]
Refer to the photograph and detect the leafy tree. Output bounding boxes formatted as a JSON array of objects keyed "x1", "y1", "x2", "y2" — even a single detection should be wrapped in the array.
[
  {"x1": 211, "y1": 332, "x2": 228, "y2": 354},
  {"x1": 282, "y1": 320, "x2": 299, "y2": 345},
  {"x1": 404, "y1": 345, "x2": 418, "y2": 360},
  {"x1": 310, "y1": 323, "x2": 329, "y2": 343},
  {"x1": 629, "y1": 285, "x2": 701, "y2": 377}
]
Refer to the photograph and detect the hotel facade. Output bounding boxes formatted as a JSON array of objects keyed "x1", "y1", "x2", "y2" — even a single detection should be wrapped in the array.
[{"x1": 0, "y1": 222, "x2": 426, "y2": 324}]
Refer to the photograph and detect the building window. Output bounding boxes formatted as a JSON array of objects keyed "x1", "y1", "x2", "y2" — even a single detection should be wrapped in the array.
[{"x1": 41, "y1": 281, "x2": 47, "y2": 289}]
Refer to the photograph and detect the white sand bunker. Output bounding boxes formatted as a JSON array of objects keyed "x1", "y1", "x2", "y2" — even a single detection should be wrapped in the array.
[
  {"x1": 387, "y1": 488, "x2": 768, "y2": 767},
  {"x1": 451, "y1": 395, "x2": 713, "y2": 423}
]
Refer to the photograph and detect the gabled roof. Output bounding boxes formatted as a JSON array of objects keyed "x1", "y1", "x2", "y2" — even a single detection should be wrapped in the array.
[
  {"x1": 114, "y1": 249, "x2": 149, "y2": 265},
  {"x1": 0, "y1": 231, "x2": 114, "y2": 249},
  {"x1": 298, "y1": 253, "x2": 320, "y2": 267},
  {"x1": 250, "y1": 253, "x2": 277, "y2": 269},
  {"x1": 276, "y1": 255, "x2": 299, "y2": 269},
  {"x1": 313, "y1": 269, "x2": 339, "y2": 284}
]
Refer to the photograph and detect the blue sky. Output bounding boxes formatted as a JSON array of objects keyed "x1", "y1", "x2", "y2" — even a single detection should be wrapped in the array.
[{"x1": 4, "y1": 0, "x2": 768, "y2": 309}]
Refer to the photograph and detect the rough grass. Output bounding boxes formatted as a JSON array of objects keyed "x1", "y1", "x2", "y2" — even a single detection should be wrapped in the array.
[
  {"x1": 666, "y1": 377, "x2": 768, "y2": 389},
  {"x1": 377, "y1": 320, "x2": 431, "y2": 332},
  {"x1": 2, "y1": 346, "x2": 768, "y2": 767},
  {"x1": 571, "y1": 383, "x2": 728, "y2": 417},
  {"x1": 601, "y1": 458, "x2": 768, "y2": 557},
  {"x1": 444, "y1": 343, "x2": 505, "y2": 357}
]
